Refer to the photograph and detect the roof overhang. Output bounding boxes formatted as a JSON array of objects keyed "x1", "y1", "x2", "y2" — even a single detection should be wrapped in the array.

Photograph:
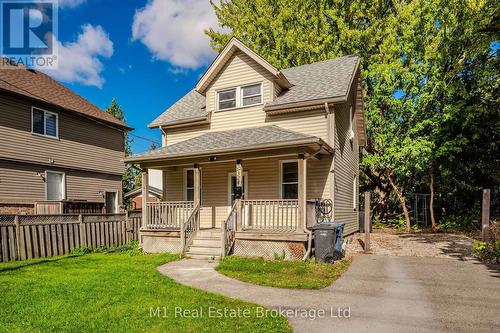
[
  {"x1": 195, "y1": 37, "x2": 292, "y2": 93},
  {"x1": 124, "y1": 137, "x2": 333, "y2": 167},
  {"x1": 148, "y1": 114, "x2": 210, "y2": 129}
]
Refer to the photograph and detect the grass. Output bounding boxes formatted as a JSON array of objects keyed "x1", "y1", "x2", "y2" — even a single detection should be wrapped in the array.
[
  {"x1": 0, "y1": 251, "x2": 291, "y2": 333},
  {"x1": 216, "y1": 256, "x2": 351, "y2": 289}
]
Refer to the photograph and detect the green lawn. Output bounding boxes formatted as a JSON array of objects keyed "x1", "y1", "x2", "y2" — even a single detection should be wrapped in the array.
[
  {"x1": 216, "y1": 256, "x2": 350, "y2": 289},
  {"x1": 0, "y1": 252, "x2": 291, "y2": 333}
]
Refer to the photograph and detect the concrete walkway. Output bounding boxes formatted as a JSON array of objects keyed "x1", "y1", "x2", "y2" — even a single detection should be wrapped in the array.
[{"x1": 157, "y1": 255, "x2": 500, "y2": 333}]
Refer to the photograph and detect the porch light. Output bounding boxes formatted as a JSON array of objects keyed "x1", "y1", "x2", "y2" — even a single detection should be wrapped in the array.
[{"x1": 209, "y1": 156, "x2": 217, "y2": 161}]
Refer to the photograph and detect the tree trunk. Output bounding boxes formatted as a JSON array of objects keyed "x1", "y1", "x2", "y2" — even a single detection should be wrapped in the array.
[
  {"x1": 429, "y1": 172, "x2": 437, "y2": 232},
  {"x1": 387, "y1": 174, "x2": 411, "y2": 232}
]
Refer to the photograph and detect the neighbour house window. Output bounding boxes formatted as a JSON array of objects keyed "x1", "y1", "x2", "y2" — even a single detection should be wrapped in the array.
[
  {"x1": 217, "y1": 83, "x2": 262, "y2": 111},
  {"x1": 46, "y1": 171, "x2": 65, "y2": 201},
  {"x1": 281, "y1": 161, "x2": 298, "y2": 199},
  {"x1": 32, "y1": 108, "x2": 58, "y2": 138}
]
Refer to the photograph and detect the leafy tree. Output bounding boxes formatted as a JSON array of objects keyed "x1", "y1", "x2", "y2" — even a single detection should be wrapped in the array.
[{"x1": 207, "y1": 0, "x2": 499, "y2": 231}]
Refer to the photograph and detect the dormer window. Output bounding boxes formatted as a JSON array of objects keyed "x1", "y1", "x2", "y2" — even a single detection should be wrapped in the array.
[
  {"x1": 217, "y1": 83, "x2": 262, "y2": 111},
  {"x1": 241, "y1": 84, "x2": 262, "y2": 106},
  {"x1": 218, "y1": 88, "x2": 237, "y2": 110}
]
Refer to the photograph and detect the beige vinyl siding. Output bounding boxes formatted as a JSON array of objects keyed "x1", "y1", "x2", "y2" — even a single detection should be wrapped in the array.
[
  {"x1": 166, "y1": 124, "x2": 210, "y2": 146},
  {"x1": 163, "y1": 155, "x2": 331, "y2": 228},
  {"x1": 0, "y1": 94, "x2": 125, "y2": 175},
  {"x1": 0, "y1": 160, "x2": 121, "y2": 204},
  {"x1": 331, "y1": 92, "x2": 359, "y2": 235},
  {"x1": 268, "y1": 110, "x2": 328, "y2": 140},
  {"x1": 207, "y1": 51, "x2": 274, "y2": 132}
]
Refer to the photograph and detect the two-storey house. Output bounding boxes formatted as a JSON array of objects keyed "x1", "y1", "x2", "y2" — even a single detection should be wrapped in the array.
[
  {"x1": 126, "y1": 38, "x2": 366, "y2": 259},
  {"x1": 0, "y1": 62, "x2": 131, "y2": 214}
]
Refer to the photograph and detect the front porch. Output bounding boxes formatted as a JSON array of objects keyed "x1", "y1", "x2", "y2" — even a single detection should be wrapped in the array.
[{"x1": 126, "y1": 126, "x2": 333, "y2": 259}]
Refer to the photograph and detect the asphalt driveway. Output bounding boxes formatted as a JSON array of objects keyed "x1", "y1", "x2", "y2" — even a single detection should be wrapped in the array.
[{"x1": 159, "y1": 255, "x2": 500, "y2": 332}]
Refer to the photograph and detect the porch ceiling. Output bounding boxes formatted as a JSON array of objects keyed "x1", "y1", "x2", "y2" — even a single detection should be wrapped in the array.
[{"x1": 125, "y1": 125, "x2": 332, "y2": 167}]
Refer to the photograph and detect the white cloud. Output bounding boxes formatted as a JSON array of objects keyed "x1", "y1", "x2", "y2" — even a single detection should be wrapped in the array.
[
  {"x1": 58, "y1": 0, "x2": 87, "y2": 8},
  {"x1": 132, "y1": 0, "x2": 218, "y2": 69},
  {"x1": 45, "y1": 24, "x2": 113, "y2": 88}
]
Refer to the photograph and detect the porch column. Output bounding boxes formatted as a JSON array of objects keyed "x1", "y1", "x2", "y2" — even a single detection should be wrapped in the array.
[
  {"x1": 141, "y1": 168, "x2": 149, "y2": 230},
  {"x1": 235, "y1": 160, "x2": 243, "y2": 231},
  {"x1": 298, "y1": 154, "x2": 307, "y2": 231},
  {"x1": 193, "y1": 164, "x2": 201, "y2": 207}
]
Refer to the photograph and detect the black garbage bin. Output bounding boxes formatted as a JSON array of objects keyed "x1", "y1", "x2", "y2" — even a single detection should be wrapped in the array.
[
  {"x1": 312, "y1": 222, "x2": 345, "y2": 263},
  {"x1": 312, "y1": 223, "x2": 336, "y2": 263}
]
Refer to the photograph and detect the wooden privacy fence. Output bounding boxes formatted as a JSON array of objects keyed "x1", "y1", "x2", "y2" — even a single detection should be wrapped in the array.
[{"x1": 0, "y1": 212, "x2": 142, "y2": 262}]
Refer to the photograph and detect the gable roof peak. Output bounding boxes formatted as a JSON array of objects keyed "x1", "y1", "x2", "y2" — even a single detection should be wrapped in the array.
[{"x1": 195, "y1": 37, "x2": 292, "y2": 93}]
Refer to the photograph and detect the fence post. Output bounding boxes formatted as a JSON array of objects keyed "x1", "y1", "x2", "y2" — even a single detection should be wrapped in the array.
[
  {"x1": 79, "y1": 214, "x2": 86, "y2": 247},
  {"x1": 125, "y1": 210, "x2": 130, "y2": 243},
  {"x1": 364, "y1": 192, "x2": 371, "y2": 253},
  {"x1": 14, "y1": 215, "x2": 20, "y2": 260},
  {"x1": 482, "y1": 189, "x2": 490, "y2": 242}
]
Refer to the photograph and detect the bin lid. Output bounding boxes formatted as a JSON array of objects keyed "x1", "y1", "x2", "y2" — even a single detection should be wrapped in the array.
[{"x1": 311, "y1": 221, "x2": 345, "y2": 230}]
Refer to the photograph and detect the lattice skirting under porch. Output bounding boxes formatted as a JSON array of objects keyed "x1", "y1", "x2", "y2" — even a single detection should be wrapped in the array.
[
  {"x1": 142, "y1": 235, "x2": 181, "y2": 254},
  {"x1": 233, "y1": 239, "x2": 306, "y2": 260}
]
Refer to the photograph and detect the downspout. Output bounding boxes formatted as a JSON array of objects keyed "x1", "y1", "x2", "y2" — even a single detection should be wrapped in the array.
[{"x1": 302, "y1": 146, "x2": 323, "y2": 261}]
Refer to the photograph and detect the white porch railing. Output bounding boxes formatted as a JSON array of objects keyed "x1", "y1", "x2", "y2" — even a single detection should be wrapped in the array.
[
  {"x1": 181, "y1": 204, "x2": 200, "y2": 254},
  {"x1": 241, "y1": 199, "x2": 299, "y2": 232},
  {"x1": 144, "y1": 201, "x2": 194, "y2": 229},
  {"x1": 222, "y1": 202, "x2": 237, "y2": 257}
]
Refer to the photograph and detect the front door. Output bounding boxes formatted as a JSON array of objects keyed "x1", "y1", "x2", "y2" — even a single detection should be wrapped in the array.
[{"x1": 228, "y1": 172, "x2": 247, "y2": 206}]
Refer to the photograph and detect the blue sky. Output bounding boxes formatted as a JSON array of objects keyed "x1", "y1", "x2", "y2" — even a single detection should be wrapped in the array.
[{"x1": 43, "y1": 0, "x2": 220, "y2": 154}]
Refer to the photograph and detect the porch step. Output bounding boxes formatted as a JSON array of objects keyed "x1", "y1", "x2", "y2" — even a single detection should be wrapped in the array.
[
  {"x1": 191, "y1": 238, "x2": 221, "y2": 247},
  {"x1": 197, "y1": 229, "x2": 222, "y2": 238},
  {"x1": 187, "y1": 254, "x2": 221, "y2": 260},
  {"x1": 186, "y1": 246, "x2": 221, "y2": 256},
  {"x1": 185, "y1": 228, "x2": 223, "y2": 260}
]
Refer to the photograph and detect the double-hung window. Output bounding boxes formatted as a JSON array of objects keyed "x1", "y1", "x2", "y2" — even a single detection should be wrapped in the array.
[
  {"x1": 217, "y1": 83, "x2": 262, "y2": 111},
  {"x1": 32, "y1": 107, "x2": 58, "y2": 138},
  {"x1": 218, "y1": 89, "x2": 237, "y2": 110},
  {"x1": 241, "y1": 84, "x2": 262, "y2": 106},
  {"x1": 280, "y1": 161, "x2": 298, "y2": 199}
]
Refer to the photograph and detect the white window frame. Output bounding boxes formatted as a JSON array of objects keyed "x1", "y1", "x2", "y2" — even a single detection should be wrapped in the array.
[
  {"x1": 240, "y1": 83, "x2": 263, "y2": 107},
  {"x1": 31, "y1": 107, "x2": 59, "y2": 139},
  {"x1": 279, "y1": 160, "x2": 299, "y2": 199},
  {"x1": 183, "y1": 168, "x2": 202, "y2": 202},
  {"x1": 227, "y1": 171, "x2": 248, "y2": 206},
  {"x1": 353, "y1": 175, "x2": 357, "y2": 210},
  {"x1": 45, "y1": 170, "x2": 66, "y2": 201},
  {"x1": 216, "y1": 82, "x2": 263, "y2": 111}
]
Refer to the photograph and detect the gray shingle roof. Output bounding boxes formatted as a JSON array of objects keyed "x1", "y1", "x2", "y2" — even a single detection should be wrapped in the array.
[
  {"x1": 149, "y1": 89, "x2": 207, "y2": 128},
  {"x1": 148, "y1": 54, "x2": 359, "y2": 127},
  {"x1": 267, "y1": 55, "x2": 359, "y2": 107},
  {"x1": 127, "y1": 125, "x2": 321, "y2": 161}
]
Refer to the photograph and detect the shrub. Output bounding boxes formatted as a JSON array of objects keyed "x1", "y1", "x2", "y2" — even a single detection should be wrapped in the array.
[{"x1": 472, "y1": 240, "x2": 500, "y2": 264}]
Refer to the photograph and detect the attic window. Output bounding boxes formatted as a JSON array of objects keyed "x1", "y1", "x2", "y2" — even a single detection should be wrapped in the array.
[
  {"x1": 218, "y1": 88, "x2": 236, "y2": 110},
  {"x1": 241, "y1": 84, "x2": 262, "y2": 106},
  {"x1": 217, "y1": 83, "x2": 262, "y2": 111}
]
